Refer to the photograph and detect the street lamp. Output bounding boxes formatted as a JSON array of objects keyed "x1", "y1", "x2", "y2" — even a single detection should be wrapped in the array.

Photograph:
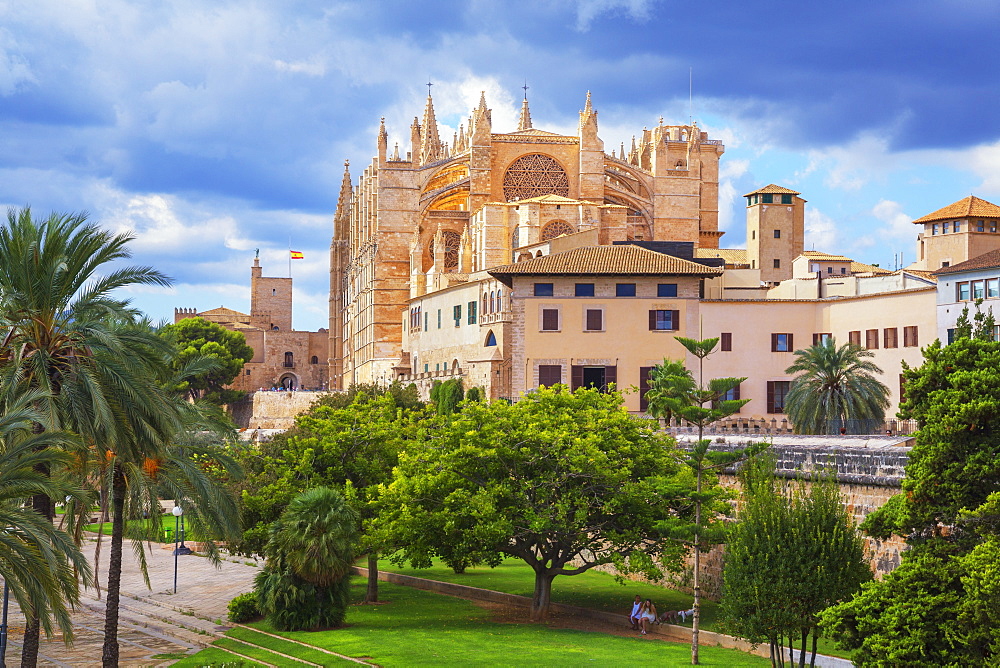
[{"x1": 171, "y1": 505, "x2": 192, "y2": 594}]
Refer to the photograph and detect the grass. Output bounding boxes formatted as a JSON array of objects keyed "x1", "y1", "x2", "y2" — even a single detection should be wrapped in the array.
[
  {"x1": 171, "y1": 646, "x2": 265, "y2": 667},
  {"x1": 181, "y1": 580, "x2": 768, "y2": 667},
  {"x1": 84, "y1": 514, "x2": 202, "y2": 543},
  {"x1": 374, "y1": 557, "x2": 852, "y2": 660}
]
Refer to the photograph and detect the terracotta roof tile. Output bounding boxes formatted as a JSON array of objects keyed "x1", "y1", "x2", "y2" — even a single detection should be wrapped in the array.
[
  {"x1": 195, "y1": 307, "x2": 250, "y2": 319},
  {"x1": 850, "y1": 261, "x2": 893, "y2": 275},
  {"x1": 932, "y1": 249, "x2": 1000, "y2": 275},
  {"x1": 694, "y1": 248, "x2": 749, "y2": 265},
  {"x1": 488, "y1": 245, "x2": 722, "y2": 283},
  {"x1": 743, "y1": 184, "x2": 801, "y2": 197},
  {"x1": 912, "y1": 196, "x2": 1000, "y2": 224},
  {"x1": 801, "y1": 251, "x2": 852, "y2": 261}
]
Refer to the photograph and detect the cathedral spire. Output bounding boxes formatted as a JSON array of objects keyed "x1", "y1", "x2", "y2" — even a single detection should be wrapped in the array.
[
  {"x1": 584, "y1": 90, "x2": 593, "y2": 115},
  {"x1": 377, "y1": 116, "x2": 388, "y2": 162},
  {"x1": 420, "y1": 90, "x2": 441, "y2": 164},
  {"x1": 333, "y1": 160, "x2": 352, "y2": 241},
  {"x1": 518, "y1": 82, "x2": 532, "y2": 131},
  {"x1": 471, "y1": 90, "x2": 491, "y2": 141}
]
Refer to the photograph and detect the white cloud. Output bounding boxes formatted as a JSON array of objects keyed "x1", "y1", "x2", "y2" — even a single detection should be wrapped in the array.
[
  {"x1": 718, "y1": 159, "x2": 749, "y2": 234},
  {"x1": 870, "y1": 199, "x2": 915, "y2": 243},
  {"x1": 574, "y1": 0, "x2": 656, "y2": 31},
  {"x1": 804, "y1": 208, "x2": 838, "y2": 250},
  {"x1": 0, "y1": 29, "x2": 35, "y2": 95}
]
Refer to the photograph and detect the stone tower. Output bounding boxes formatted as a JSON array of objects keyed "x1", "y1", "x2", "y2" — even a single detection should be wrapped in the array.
[
  {"x1": 250, "y1": 257, "x2": 292, "y2": 331},
  {"x1": 745, "y1": 184, "x2": 805, "y2": 283}
]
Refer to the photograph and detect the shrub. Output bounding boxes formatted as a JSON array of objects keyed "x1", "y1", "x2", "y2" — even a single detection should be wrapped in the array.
[{"x1": 227, "y1": 592, "x2": 260, "y2": 623}]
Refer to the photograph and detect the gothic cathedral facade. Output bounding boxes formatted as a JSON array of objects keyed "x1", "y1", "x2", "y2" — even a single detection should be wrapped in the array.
[{"x1": 329, "y1": 90, "x2": 725, "y2": 390}]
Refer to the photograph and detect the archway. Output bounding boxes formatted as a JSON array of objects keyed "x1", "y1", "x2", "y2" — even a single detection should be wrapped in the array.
[{"x1": 278, "y1": 373, "x2": 299, "y2": 390}]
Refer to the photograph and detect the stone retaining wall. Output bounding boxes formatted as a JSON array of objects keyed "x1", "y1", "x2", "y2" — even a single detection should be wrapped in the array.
[{"x1": 247, "y1": 390, "x2": 329, "y2": 429}]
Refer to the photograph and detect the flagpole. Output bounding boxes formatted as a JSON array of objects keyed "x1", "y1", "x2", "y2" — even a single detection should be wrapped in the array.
[{"x1": 288, "y1": 237, "x2": 292, "y2": 278}]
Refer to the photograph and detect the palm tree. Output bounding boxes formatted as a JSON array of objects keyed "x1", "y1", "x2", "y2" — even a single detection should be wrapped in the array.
[
  {"x1": 0, "y1": 207, "x2": 172, "y2": 664},
  {"x1": 0, "y1": 388, "x2": 92, "y2": 648},
  {"x1": 255, "y1": 487, "x2": 359, "y2": 631},
  {"x1": 784, "y1": 338, "x2": 890, "y2": 434}
]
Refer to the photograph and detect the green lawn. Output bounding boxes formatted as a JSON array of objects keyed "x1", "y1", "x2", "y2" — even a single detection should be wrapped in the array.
[
  {"x1": 375, "y1": 557, "x2": 852, "y2": 660},
  {"x1": 177, "y1": 580, "x2": 768, "y2": 667},
  {"x1": 85, "y1": 514, "x2": 201, "y2": 543}
]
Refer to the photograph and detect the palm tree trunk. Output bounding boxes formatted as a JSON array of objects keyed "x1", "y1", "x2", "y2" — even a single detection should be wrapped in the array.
[
  {"x1": 102, "y1": 464, "x2": 126, "y2": 667},
  {"x1": 20, "y1": 455, "x2": 52, "y2": 667}
]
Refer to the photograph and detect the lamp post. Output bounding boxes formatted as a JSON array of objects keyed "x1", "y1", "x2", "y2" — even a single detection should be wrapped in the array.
[{"x1": 171, "y1": 505, "x2": 192, "y2": 594}]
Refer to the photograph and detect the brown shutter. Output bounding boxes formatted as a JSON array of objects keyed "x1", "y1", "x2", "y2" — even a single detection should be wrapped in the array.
[
  {"x1": 587, "y1": 309, "x2": 603, "y2": 331},
  {"x1": 788, "y1": 333, "x2": 793, "y2": 351},
  {"x1": 813, "y1": 333, "x2": 820, "y2": 345},
  {"x1": 649, "y1": 310, "x2": 657, "y2": 330},
  {"x1": 766, "y1": 381, "x2": 775, "y2": 413},
  {"x1": 733, "y1": 383, "x2": 741, "y2": 401},
  {"x1": 604, "y1": 365, "x2": 617, "y2": 390},
  {"x1": 911, "y1": 326, "x2": 918, "y2": 347},
  {"x1": 538, "y1": 365, "x2": 562, "y2": 387},
  {"x1": 639, "y1": 366, "x2": 654, "y2": 411},
  {"x1": 571, "y1": 365, "x2": 584, "y2": 390},
  {"x1": 771, "y1": 333, "x2": 777, "y2": 352},
  {"x1": 671, "y1": 310, "x2": 681, "y2": 331},
  {"x1": 542, "y1": 309, "x2": 559, "y2": 331},
  {"x1": 721, "y1": 332, "x2": 732, "y2": 351}
]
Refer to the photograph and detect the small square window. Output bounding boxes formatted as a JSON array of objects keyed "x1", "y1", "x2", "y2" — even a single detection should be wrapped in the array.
[
  {"x1": 954, "y1": 220, "x2": 962, "y2": 232},
  {"x1": 541, "y1": 308, "x2": 560, "y2": 331},
  {"x1": 780, "y1": 194, "x2": 793, "y2": 205},
  {"x1": 657, "y1": 283, "x2": 678, "y2": 298},
  {"x1": 827, "y1": 267, "x2": 833, "y2": 274},
  {"x1": 616, "y1": 283, "x2": 636, "y2": 297},
  {"x1": 944, "y1": 222, "x2": 951, "y2": 233},
  {"x1": 720, "y1": 332, "x2": 732, "y2": 351},
  {"x1": 534, "y1": 283, "x2": 554, "y2": 296},
  {"x1": 932, "y1": 224, "x2": 938, "y2": 235},
  {"x1": 773, "y1": 229, "x2": 781, "y2": 239},
  {"x1": 585, "y1": 309, "x2": 604, "y2": 331},
  {"x1": 649, "y1": 310, "x2": 679, "y2": 331},
  {"x1": 958, "y1": 282, "x2": 970, "y2": 301},
  {"x1": 772, "y1": 333, "x2": 793, "y2": 352},
  {"x1": 988, "y1": 278, "x2": 999, "y2": 299},
  {"x1": 575, "y1": 283, "x2": 595, "y2": 297},
  {"x1": 762, "y1": 194, "x2": 773, "y2": 204},
  {"x1": 773, "y1": 259, "x2": 781, "y2": 269}
]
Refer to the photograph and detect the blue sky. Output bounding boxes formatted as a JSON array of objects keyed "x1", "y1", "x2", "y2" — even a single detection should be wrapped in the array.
[{"x1": 2, "y1": 0, "x2": 998, "y2": 331}]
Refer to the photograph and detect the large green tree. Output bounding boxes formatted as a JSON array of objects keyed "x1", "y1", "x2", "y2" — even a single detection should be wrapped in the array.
[
  {"x1": 644, "y1": 337, "x2": 750, "y2": 665},
  {"x1": 231, "y1": 384, "x2": 420, "y2": 602},
  {"x1": 160, "y1": 317, "x2": 254, "y2": 404},
  {"x1": 783, "y1": 338, "x2": 889, "y2": 435},
  {"x1": 376, "y1": 385, "x2": 695, "y2": 622},
  {"x1": 820, "y1": 309, "x2": 1000, "y2": 666},
  {"x1": 722, "y1": 455, "x2": 870, "y2": 668}
]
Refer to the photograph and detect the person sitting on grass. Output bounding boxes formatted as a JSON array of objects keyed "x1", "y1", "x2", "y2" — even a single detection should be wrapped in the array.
[
  {"x1": 628, "y1": 594, "x2": 642, "y2": 630},
  {"x1": 638, "y1": 599, "x2": 657, "y2": 635}
]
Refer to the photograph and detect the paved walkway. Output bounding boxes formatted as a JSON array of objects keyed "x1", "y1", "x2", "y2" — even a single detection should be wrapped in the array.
[{"x1": 3, "y1": 534, "x2": 261, "y2": 667}]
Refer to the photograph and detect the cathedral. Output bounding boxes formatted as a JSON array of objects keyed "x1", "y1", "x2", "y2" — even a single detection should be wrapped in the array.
[{"x1": 329, "y1": 90, "x2": 726, "y2": 390}]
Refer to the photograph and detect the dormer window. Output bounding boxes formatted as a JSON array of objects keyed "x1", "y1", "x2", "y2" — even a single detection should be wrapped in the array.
[
  {"x1": 943, "y1": 222, "x2": 951, "y2": 233},
  {"x1": 762, "y1": 194, "x2": 773, "y2": 204},
  {"x1": 954, "y1": 220, "x2": 962, "y2": 233},
  {"x1": 932, "y1": 224, "x2": 938, "y2": 235}
]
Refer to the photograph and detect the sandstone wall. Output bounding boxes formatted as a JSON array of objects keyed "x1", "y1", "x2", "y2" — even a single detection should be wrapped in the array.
[{"x1": 247, "y1": 390, "x2": 328, "y2": 429}]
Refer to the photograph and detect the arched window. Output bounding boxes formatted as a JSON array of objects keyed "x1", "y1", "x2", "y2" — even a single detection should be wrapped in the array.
[
  {"x1": 284, "y1": 352, "x2": 294, "y2": 368},
  {"x1": 490, "y1": 291, "x2": 495, "y2": 313},
  {"x1": 496, "y1": 291, "x2": 502, "y2": 312},
  {"x1": 502, "y1": 154, "x2": 570, "y2": 201},
  {"x1": 482, "y1": 294, "x2": 487, "y2": 314},
  {"x1": 485, "y1": 331, "x2": 497, "y2": 347},
  {"x1": 310, "y1": 355, "x2": 319, "y2": 364},
  {"x1": 452, "y1": 359, "x2": 459, "y2": 372},
  {"x1": 540, "y1": 220, "x2": 575, "y2": 241}
]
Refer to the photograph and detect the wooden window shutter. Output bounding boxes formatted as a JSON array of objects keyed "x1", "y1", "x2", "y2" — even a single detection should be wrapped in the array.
[
  {"x1": 571, "y1": 365, "x2": 584, "y2": 390},
  {"x1": 771, "y1": 333, "x2": 778, "y2": 352},
  {"x1": 671, "y1": 310, "x2": 681, "y2": 331},
  {"x1": 538, "y1": 365, "x2": 562, "y2": 387},
  {"x1": 648, "y1": 310, "x2": 657, "y2": 330},
  {"x1": 733, "y1": 383, "x2": 741, "y2": 401},
  {"x1": 604, "y1": 365, "x2": 617, "y2": 389},
  {"x1": 721, "y1": 332, "x2": 732, "y2": 351},
  {"x1": 587, "y1": 309, "x2": 603, "y2": 331},
  {"x1": 813, "y1": 333, "x2": 820, "y2": 345},
  {"x1": 788, "y1": 333, "x2": 793, "y2": 350},
  {"x1": 766, "y1": 381, "x2": 775, "y2": 413},
  {"x1": 542, "y1": 309, "x2": 559, "y2": 331},
  {"x1": 639, "y1": 366, "x2": 654, "y2": 411}
]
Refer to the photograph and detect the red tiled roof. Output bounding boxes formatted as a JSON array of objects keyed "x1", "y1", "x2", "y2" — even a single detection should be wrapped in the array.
[
  {"x1": 744, "y1": 184, "x2": 800, "y2": 197},
  {"x1": 488, "y1": 245, "x2": 722, "y2": 284},
  {"x1": 912, "y1": 196, "x2": 1000, "y2": 224},
  {"x1": 932, "y1": 249, "x2": 1000, "y2": 275}
]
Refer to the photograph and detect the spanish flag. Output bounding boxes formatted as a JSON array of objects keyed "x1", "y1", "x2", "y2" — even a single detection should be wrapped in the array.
[{"x1": 290, "y1": 251, "x2": 304, "y2": 260}]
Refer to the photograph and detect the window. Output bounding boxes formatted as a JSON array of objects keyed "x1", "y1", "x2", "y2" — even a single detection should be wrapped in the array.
[
  {"x1": 827, "y1": 267, "x2": 834, "y2": 274},
  {"x1": 424, "y1": 363, "x2": 429, "y2": 372},
  {"x1": 657, "y1": 283, "x2": 678, "y2": 298},
  {"x1": 994, "y1": 325, "x2": 1000, "y2": 342},
  {"x1": 497, "y1": 292, "x2": 503, "y2": 311},
  {"x1": 766, "y1": 381, "x2": 791, "y2": 413},
  {"x1": 762, "y1": 194, "x2": 773, "y2": 204},
  {"x1": 534, "y1": 283, "x2": 554, "y2": 296},
  {"x1": 453, "y1": 304, "x2": 462, "y2": 326},
  {"x1": 715, "y1": 384, "x2": 741, "y2": 411},
  {"x1": 424, "y1": 312, "x2": 428, "y2": 331},
  {"x1": 954, "y1": 220, "x2": 962, "y2": 232},
  {"x1": 585, "y1": 309, "x2": 604, "y2": 331},
  {"x1": 437, "y1": 309, "x2": 441, "y2": 329},
  {"x1": 575, "y1": 283, "x2": 595, "y2": 297},
  {"x1": 773, "y1": 258, "x2": 781, "y2": 269},
  {"x1": 773, "y1": 229, "x2": 781, "y2": 239},
  {"x1": 538, "y1": 365, "x2": 562, "y2": 387},
  {"x1": 947, "y1": 328, "x2": 956, "y2": 344},
  {"x1": 310, "y1": 355, "x2": 318, "y2": 364},
  {"x1": 283, "y1": 352, "x2": 294, "y2": 368},
  {"x1": 957, "y1": 282, "x2": 970, "y2": 301},
  {"x1": 781, "y1": 194, "x2": 793, "y2": 205},
  {"x1": 903, "y1": 326, "x2": 919, "y2": 347},
  {"x1": 490, "y1": 291, "x2": 495, "y2": 313},
  {"x1": 865, "y1": 329, "x2": 879, "y2": 350},
  {"x1": 988, "y1": 279, "x2": 999, "y2": 299},
  {"x1": 616, "y1": 283, "x2": 636, "y2": 297},
  {"x1": 841, "y1": 267, "x2": 847, "y2": 274},
  {"x1": 848, "y1": 330, "x2": 861, "y2": 346},
  {"x1": 813, "y1": 333, "x2": 832, "y2": 345},
  {"x1": 649, "y1": 310, "x2": 680, "y2": 331},
  {"x1": 932, "y1": 224, "x2": 938, "y2": 235},
  {"x1": 541, "y1": 308, "x2": 560, "y2": 331},
  {"x1": 485, "y1": 331, "x2": 497, "y2": 346},
  {"x1": 978, "y1": 221, "x2": 985, "y2": 232},
  {"x1": 571, "y1": 365, "x2": 617, "y2": 392},
  {"x1": 943, "y1": 221, "x2": 951, "y2": 233},
  {"x1": 884, "y1": 328, "x2": 898, "y2": 348},
  {"x1": 639, "y1": 366, "x2": 655, "y2": 411},
  {"x1": 721, "y1": 332, "x2": 732, "y2": 351},
  {"x1": 973, "y1": 280, "x2": 985, "y2": 300},
  {"x1": 468, "y1": 300, "x2": 477, "y2": 324},
  {"x1": 771, "y1": 333, "x2": 793, "y2": 352}
]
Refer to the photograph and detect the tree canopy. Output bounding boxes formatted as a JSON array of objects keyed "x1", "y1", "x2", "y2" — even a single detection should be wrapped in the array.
[
  {"x1": 160, "y1": 317, "x2": 254, "y2": 404},
  {"x1": 821, "y1": 308, "x2": 1000, "y2": 666},
  {"x1": 375, "y1": 385, "x2": 695, "y2": 621}
]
